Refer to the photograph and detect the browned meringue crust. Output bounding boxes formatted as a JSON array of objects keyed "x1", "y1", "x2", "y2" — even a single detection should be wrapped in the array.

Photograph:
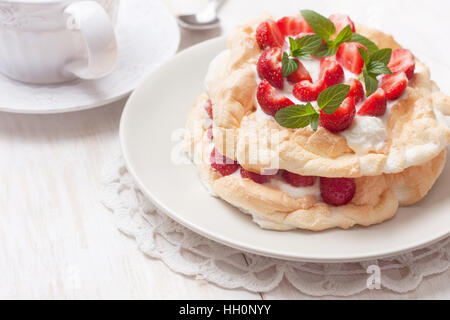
[
  {"x1": 207, "y1": 18, "x2": 450, "y2": 178},
  {"x1": 186, "y1": 94, "x2": 447, "y2": 231}
]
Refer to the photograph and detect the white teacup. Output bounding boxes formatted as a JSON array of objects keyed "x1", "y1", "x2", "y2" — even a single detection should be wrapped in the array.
[{"x1": 0, "y1": 0, "x2": 120, "y2": 84}]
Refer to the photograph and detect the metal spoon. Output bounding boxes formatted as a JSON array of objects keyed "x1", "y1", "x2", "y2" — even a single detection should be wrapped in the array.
[{"x1": 176, "y1": 0, "x2": 224, "y2": 30}]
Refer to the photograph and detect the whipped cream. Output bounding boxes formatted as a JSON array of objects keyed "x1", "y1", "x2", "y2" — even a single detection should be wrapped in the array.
[
  {"x1": 340, "y1": 116, "x2": 387, "y2": 154},
  {"x1": 268, "y1": 177, "x2": 321, "y2": 198}
]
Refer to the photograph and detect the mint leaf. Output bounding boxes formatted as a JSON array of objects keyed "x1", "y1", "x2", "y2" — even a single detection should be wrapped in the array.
[
  {"x1": 274, "y1": 103, "x2": 318, "y2": 129},
  {"x1": 288, "y1": 37, "x2": 299, "y2": 53},
  {"x1": 370, "y1": 48, "x2": 392, "y2": 65},
  {"x1": 366, "y1": 61, "x2": 392, "y2": 76},
  {"x1": 301, "y1": 10, "x2": 335, "y2": 40},
  {"x1": 296, "y1": 34, "x2": 323, "y2": 53},
  {"x1": 291, "y1": 49, "x2": 312, "y2": 60},
  {"x1": 333, "y1": 25, "x2": 353, "y2": 47},
  {"x1": 350, "y1": 33, "x2": 379, "y2": 55},
  {"x1": 363, "y1": 69, "x2": 378, "y2": 97},
  {"x1": 358, "y1": 47, "x2": 370, "y2": 65},
  {"x1": 282, "y1": 52, "x2": 299, "y2": 77},
  {"x1": 310, "y1": 113, "x2": 320, "y2": 131},
  {"x1": 289, "y1": 34, "x2": 322, "y2": 60},
  {"x1": 314, "y1": 42, "x2": 332, "y2": 58},
  {"x1": 317, "y1": 84, "x2": 351, "y2": 114}
]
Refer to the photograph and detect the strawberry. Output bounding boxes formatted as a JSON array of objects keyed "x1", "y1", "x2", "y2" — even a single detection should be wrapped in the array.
[
  {"x1": 287, "y1": 59, "x2": 312, "y2": 84},
  {"x1": 256, "y1": 20, "x2": 284, "y2": 50},
  {"x1": 257, "y1": 80, "x2": 294, "y2": 116},
  {"x1": 282, "y1": 171, "x2": 316, "y2": 187},
  {"x1": 207, "y1": 125, "x2": 213, "y2": 141},
  {"x1": 204, "y1": 99, "x2": 213, "y2": 119},
  {"x1": 388, "y1": 49, "x2": 415, "y2": 79},
  {"x1": 293, "y1": 79, "x2": 325, "y2": 102},
  {"x1": 336, "y1": 42, "x2": 367, "y2": 75},
  {"x1": 346, "y1": 78, "x2": 365, "y2": 104},
  {"x1": 380, "y1": 72, "x2": 408, "y2": 100},
  {"x1": 276, "y1": 16, "x2": 313, "y2": 37},
  {"x1": 319, "y1": 57, "x2": 344, "y2": 87},
  {"x1": 210, "y1": 148, "x2": 240, "y2": 176},
  {"x1": 329, "y1": 14, "x2": 356, "y2": 37},
  {"x1": 240, "y1": 168, "x2": 274, "y2": 184},
  {"x1": 319, "y1": 97, "x2": 356, "y2": 133},
  {"x1": 257, "y1": 47, "x2": 284, "y2": 89},
  {"x1": 320, "y1": 177, "x2": 356, "y2": 206},
  {"x1": 357, "y1": 88, "x2": 387, "y2": 116}
]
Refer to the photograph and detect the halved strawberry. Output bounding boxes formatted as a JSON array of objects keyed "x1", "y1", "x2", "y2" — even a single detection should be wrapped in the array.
[
  {"x1": 320, "y1": 177, "x2": 356, "y2": 206},
  {"x1": 256, "y1": 20, "x2": 284, "y2": 50},
  {"x1": 329, "y1": 14, "x2": 356, "y2": 38},
  {"x1": 319, "y1": 57, "x2": 345, "y2": 87},
  {"x1": 210, "y1": 148, "x2": 240, "y2": 176},
  {"x1": 240, "y1": 168, "x2": 274, "y2": 184},
  {"x1": 346, "y1": 79, "x2": 365, "y2": 104},
  {"x1": 282, "y1": 171, "x2": 316, "y2": 187},
  {"x1": 287, "y1": 59, "x2": 312, "y2": 84},
  {"x1": 204, "y1": 99, "x2": 213, "y2": 119},
  {"x1": 257, "y1": 47, "x2": 284, "y2": 89},
  {"x1": 336, "y1": 42, "x2": 367, "y2": 75},
  {"x1": 388, "y1": 49, "x2": 415, "y2": 79},
  {"x1": 319, "y1": 97, "x2": 356, "y2": 133},
  {"x1": 357, "y1": 88, "x2": 387, "y2": 116},
  {"x1": 257, "y1": 79, "x2": 294, "y2": 116},
  {"x1": 276, "y1": 16, "x2": 313, "y2": 37},
  {"x1": 293, "y1": 79, "x2": 325, "y2": 102},
  {"x1": 207, "y1": 125, "x2": 213, "y2": 140},
  {"x1": 380, "y1": 72, "x2": 408, "y2": 100}
]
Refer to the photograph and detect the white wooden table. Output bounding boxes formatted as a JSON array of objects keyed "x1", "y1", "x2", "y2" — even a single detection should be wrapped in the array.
[{"x1": 1, "y1": 0, "x2": 449, "y2": 299}]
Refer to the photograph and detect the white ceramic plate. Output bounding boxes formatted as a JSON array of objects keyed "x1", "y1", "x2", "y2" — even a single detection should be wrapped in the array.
[
  {"x1": 120, "y1": 36, "x2": 450, "y2": 263},
  {"x1": 0, "y1": 0, "x2": 179, "y2": 114}
]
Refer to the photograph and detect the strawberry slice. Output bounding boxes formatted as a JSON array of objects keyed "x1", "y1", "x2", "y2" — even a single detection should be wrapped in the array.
[
  {"x1": 357, "y1": 88, "x2": 387, "y2": 116},
  {"x1": 319, "y1": 97, "x2": 356, "y2": 133},
  {"x1": 257, "y1": 79, "x2": 294, "y2": 116},
  {"x1": 282, "y1": 171, "x2": 316, "y2": 187},
  {"x1": 319, "y1": 57, "x2": 345, "y2": 87},
  {"x1": 320, "y1": 177, "x2": 356, "y2": 206},
  {"x1": 329, "y1": 14, "x2": 356, "y2": 37},
  {"x1": 257, "y1": 47, "x2": 284, "y2": 89},
  {"x1": 380, "y1": 72, "x2": 408, "y2": 100},
  {"x1": 336, "y1": 42, "x2": 367, "y2": 75},
  {"x1": 287, "y1": 59, "x2": 312, "y2": 84},
  {"x1": 293, "y1": 79, "x2": 325, "y2": 102},
  {"x1": 346, "y1": 79, "x2": 365, "y2": 104},
  {"x1": 388, "y1": 49, "x2": 415, "y2": 79},
  {"x1": 240, "y1": 168, "x2": 274, "y2": 184},
  {"x1": 256, "y1": 20, "x2": 284, "y2": 50},
  {"x1": 204, "y1": 99, "x2": 213, "y2": 119},
  {"x1": 210, "y1": 148, "x2": 240, "y2": 176},
  {"x1": 276, "y1": 16, "x2": 313, "y2": 37}
]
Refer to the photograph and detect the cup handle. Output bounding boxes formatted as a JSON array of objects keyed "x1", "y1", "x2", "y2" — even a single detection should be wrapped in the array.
[{"x1": 64, "y1": 1, "x2": 118, "y2": 80}]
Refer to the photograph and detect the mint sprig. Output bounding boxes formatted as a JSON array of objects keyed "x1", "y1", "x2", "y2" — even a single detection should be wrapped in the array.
[
  {"x1": 282, "y1": 52, "x2": 299, "y2": 77},
  {"x1": 299, "y1": 10, "x2": 381, "y2": 59},
  {"x1": 274, "y1": 84, "x2": 350, "y2": 131},
  {"x1": 283, "y1": 34, "x2": 322, "y2": 76},
  {"x1": 289, "y1": 35, "x2": 322, "y2": 60},
  {"x1": 358, "y1": 47, "x2": 392, "y2": 96},
  {"x1": 301, "y1": 10, "x2": 335, "y2": 41}
]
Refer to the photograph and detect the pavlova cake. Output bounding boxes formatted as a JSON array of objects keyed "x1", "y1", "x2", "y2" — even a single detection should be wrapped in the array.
[{"x1": 186, "y1": 10, "x2": 450, "y2": 231}]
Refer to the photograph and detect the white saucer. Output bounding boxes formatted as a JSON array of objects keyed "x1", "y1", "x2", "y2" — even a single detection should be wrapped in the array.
[{"x1": 0, "y1": 0, "x2": 180, "y2": 114}]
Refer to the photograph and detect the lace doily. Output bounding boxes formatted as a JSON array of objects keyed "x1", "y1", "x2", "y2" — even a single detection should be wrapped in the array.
[{"x1": 101, "y1": 151, "x2": 450, "y2": 297}]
